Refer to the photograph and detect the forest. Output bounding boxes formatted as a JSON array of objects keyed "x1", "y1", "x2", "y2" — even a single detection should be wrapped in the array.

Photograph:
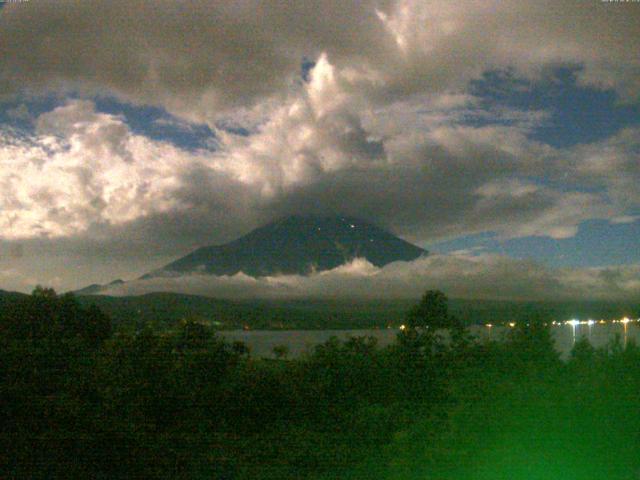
[{"x1": 2, "y1": 288, "x2": 639, "y2": 479}]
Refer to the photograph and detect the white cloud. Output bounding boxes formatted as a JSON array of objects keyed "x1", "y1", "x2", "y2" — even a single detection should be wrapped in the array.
[
  {"x1": 209, "y1": 54, "x2": 385, "y2": 197},
  {"x1": 569, "y1": 127, "x2": 640, "y2": 211},
  {"x1": 0, "y1": 90, "x2": 634, "y2": 249},
  {"x1": 103, "y1": 254, "x2": 640, "y2": 302},
  {"x1": 611, "y1": 216, "x2": 640, "y2": 225},
  {"x1": 0, "y1": 100, "x2": 209, "y2": 238}
]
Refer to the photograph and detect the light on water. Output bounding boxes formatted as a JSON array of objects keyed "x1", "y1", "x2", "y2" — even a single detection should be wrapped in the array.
[{"x1": 220, "y1": 317, "x2": 640, "y2": 359}]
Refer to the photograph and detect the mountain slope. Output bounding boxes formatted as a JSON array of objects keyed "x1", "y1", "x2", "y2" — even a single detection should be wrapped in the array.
[
  {"x1": 144, "y1": 215, "x2": 427, "y2": 278},
  {"x1": 74, "y1": 279, "x2": 124, "y2": 295}
]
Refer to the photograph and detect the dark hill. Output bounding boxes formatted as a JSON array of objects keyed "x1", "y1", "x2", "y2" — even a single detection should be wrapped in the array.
[
  {"x1": 71, "y1": 293, "x2": 640, "y2": 331},
  {"x1": 144, "y1": 215, "x2": 427, "y2": 278},
  {"x1": 0, "y1": 289, "x2": 28, "y2": 304}
]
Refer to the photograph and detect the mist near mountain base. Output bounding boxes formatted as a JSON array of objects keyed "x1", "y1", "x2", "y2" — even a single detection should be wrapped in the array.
[{"x1": 102, "y1": 254, "x2": 640, "y2": 302}]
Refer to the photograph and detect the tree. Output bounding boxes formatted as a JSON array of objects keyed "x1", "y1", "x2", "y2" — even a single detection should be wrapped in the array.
[
  {"x1": 570, "y1": 336, "x2": 595, "y2": 365},
  {"x1": 402, "y1": 290, "x2": 469, "y2": 358},
  {"x1": 32, "y1": 285, "x2": 57, "y2": 300},
  {"x1": 177, "y1": 318, "x2": 210, "y2": 351},
  {"x1": 508, "y1": 312, "x2": 559, "y2": 369},
  {"x1": 231, "y1": 340, "x2": 250, "y2": 357},
  {"x1": 406, "y1": 290, "x2": 454, "y2": 330},
  {"x1": 273, "y1": 344, "x2": 290, "y2": 360}
]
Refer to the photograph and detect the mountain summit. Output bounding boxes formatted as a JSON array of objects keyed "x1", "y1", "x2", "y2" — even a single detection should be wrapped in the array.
[{"x1": 144, "y1": 216, "x2": 427, "y2": 278}]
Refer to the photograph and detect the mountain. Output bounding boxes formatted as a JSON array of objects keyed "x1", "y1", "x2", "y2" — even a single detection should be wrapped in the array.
[
  {"x1": 143, "y1": 215, "x2": 427, "y2": 278},
  {"x1": 74, "y1": 279, "x2": 124, "y2": 295}
]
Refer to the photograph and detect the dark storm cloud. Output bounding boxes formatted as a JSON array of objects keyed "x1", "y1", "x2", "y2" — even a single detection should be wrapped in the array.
[
  {"x1": 266, "y1": 161, "x2": 605, "y2": 243},
  {"x1": 1, "y1": 0, "x2": 638, "y2": 121},
  {"x1": 0, "y1": 0, "x2": 394, "y2": 121}
]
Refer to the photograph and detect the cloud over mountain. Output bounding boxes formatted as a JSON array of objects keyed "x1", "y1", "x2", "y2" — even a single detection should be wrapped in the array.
[
  {"x1": 102, "y1": 254, "x2": 640, "y2": 302},
  {"x1": 0, "y1": 1, "x2": 638, "y2": 294}
]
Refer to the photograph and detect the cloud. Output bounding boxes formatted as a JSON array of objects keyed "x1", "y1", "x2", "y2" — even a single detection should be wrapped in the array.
[
  {"x1": 0, "y1": 0, "x2": 391, "y2": 122},
  {"x1": 0, "y1": 0, "x2": 638, "y2": 123},
  {"x1": 0, "y1": 1, "x2": 638, "y2": 292},
  {"x1": 611, "y1": 216, "x2": 640, "y2": 225},
  {"x1": 0, "y1": 99, "x2": 221, "y2": 238},
  {"x1": 102, "y1": 254, "x2": 640, "y2": 302},
  {"x1": 6, "y1": 104, "x2": 31, "y2": 122},
  {"x1": 568, "y1": 127, "x2": 640, "y2": 211},
  {"x1": 0, "y1": 91, "x2": 636, "y2": 284}
]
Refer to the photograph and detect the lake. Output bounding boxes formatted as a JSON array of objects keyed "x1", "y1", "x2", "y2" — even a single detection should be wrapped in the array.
[{"x1": 219, "y1": 320, "x2": 640, "y2": 358}]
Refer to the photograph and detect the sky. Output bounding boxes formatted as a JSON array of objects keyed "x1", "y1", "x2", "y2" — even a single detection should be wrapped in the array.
[{"x1": 0, "y1": 0, "x2": 639, "y2": 301}]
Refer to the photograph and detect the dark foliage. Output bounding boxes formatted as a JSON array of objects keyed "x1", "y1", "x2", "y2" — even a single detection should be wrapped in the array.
[{"x1": 1, "y1": 288, "x2": 639, "y2": 479}]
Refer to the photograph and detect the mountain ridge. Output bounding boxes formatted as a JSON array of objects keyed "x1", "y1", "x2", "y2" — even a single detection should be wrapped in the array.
[
  {"x1": 74, "y1": 215, "x2": 427, "y2": 295},
  {"x1": 142, "y1": 215, "x2": 427, "y2": 279}
]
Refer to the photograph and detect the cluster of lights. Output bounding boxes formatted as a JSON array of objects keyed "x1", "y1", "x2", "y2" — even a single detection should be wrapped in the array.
[
  {"x1": 563, "y1": 317, "x2": 637, "y2": 326},
  {"x1": 396, "y1": 317, "x2": 638, "y2": 330},
  {"x1": 476, "y1": 317, "x2": 639, "y2": 329}
]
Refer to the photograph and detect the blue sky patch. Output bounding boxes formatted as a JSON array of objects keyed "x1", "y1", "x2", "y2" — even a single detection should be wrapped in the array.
[
  {"x1": 429, "y1": 218, "x2": 640, "y2": 268},
  {"x1": 301, "y1": 57, "x2": 316, "y2": 83},
  {"x1": 0, "y1": 95, "x2": 217, "y2": 151},
  {"x1": 469, "y1": 67, "x2": 640, "y2": 148},
  {"x1": 0, "y1": 95, "x2": 60, "y2": 131},
  {"x1": 94, "y1": 97, "x2": 217, "y2": 151}
]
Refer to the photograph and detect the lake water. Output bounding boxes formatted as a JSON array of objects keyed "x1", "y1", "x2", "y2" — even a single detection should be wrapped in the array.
[{"x1": 219, "y1": 321, "x2": 640, "y2": 359}]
